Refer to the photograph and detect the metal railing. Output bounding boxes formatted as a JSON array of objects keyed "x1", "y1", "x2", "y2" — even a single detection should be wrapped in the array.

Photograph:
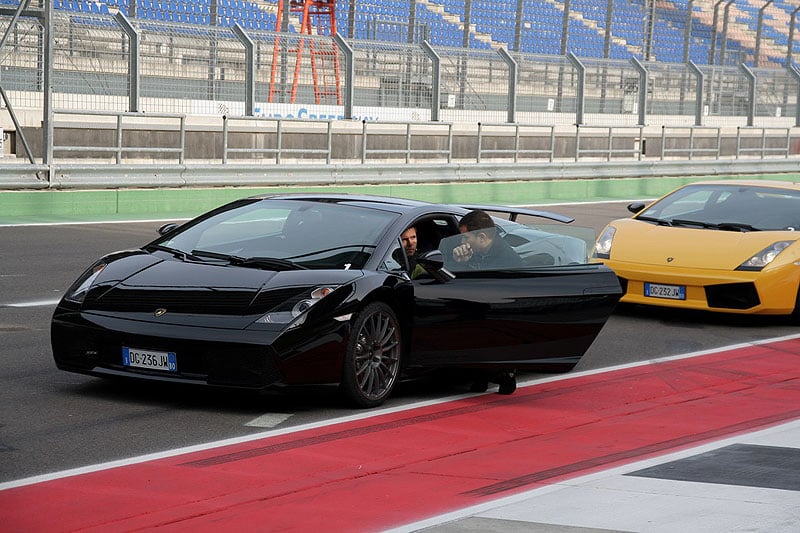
[
  {"x1": 735, "y1": 126, "x2": 793, "y2": 159},
  {"x1": 575, "y1": 126, "x2": 646, "y2": 162},
  {"x1": 222, "y1": 116, "x2": 335, "y2": 164},
  {"x1": 660, "y1": 126, "x2": 722, "y2": 160},
  {"x1": 360, "y1": 121, "x2": 453, "y2": 163},
  {"x1": 39, "y1": 112, "x2": 800, "y2": 165},
  {"x1": 51, "y1": 110, "x2": 186, "y2": 163},
  {"x1": 477, "y1": 124, "x2": 556, "y2": 163}
]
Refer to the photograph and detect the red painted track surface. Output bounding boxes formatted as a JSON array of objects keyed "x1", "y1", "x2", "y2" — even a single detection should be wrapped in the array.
[{"x1": 3, "y1": 339, "x2": 800, "y2": 532}]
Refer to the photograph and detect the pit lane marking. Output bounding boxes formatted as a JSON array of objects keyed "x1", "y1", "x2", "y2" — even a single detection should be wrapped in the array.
[{"x1": 4, "y1": 332, "x2": 800, "y2": 491}]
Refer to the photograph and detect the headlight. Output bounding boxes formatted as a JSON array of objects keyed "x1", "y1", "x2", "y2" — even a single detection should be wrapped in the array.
[
  {"x1": 736, "y1": 241, "x2": 793, "y2": 271},
  {"x1": 594, "y1": 226, "x2": 616, "y2": 259},
  {"x1": 256, "y1": 286, "x2": 337, "y2": 328},
  {"x1": 64, "y1": 261, "x2": 107, "y2": 304}
]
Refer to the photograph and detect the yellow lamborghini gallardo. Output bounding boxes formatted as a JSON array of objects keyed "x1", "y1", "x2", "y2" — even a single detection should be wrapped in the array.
[{"x1": 594, "y1": 180, "x2": 800, "y2": 320}]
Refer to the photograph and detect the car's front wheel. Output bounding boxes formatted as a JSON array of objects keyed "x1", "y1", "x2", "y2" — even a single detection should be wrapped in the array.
[{"x1": 340, "y1": 302, "x2": 402, "y2": 408}]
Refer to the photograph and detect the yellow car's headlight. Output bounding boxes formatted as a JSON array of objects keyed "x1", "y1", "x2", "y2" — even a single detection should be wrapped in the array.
[
  {"x1": 737, "y1": 241, "x2": 793, "y2": 271},
  {"x1": 593, "y1": 226, "x2": 616, "y2": 259}
]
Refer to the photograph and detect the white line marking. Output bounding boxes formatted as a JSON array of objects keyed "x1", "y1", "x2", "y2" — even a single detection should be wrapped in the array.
[
  {"x1": 2, "y1": 332, "x2": 799, "y2": 491},
  {"x1": 245, "y1": 413, "x2": 294, "y2": 428},
  {"x1": 3, "y1": 299, "x2": 61, "y2": 308}
]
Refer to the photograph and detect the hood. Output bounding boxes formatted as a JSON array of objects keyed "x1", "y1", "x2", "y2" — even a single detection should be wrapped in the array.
[
  {"x1": 83, "y1": 254, "x2": 364, "y2": 322},
  {"x1": 609, "y1": 219, "x2": 800, "y2": 270}
]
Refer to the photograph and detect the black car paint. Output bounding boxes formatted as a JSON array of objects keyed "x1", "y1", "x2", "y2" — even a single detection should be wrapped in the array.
[{"x1": 52, "y1": 194, "x2": 622, "y2": 399}]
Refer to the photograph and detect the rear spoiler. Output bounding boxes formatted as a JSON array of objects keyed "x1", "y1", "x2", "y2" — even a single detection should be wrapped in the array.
[{"x1": 459, "y1": 204, "x2": 574, "y2": 224}]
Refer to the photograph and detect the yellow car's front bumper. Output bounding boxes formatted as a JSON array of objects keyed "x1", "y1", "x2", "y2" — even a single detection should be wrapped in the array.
[{"x1": 603, "y1": 260, "x2": 800, "y2": 316}]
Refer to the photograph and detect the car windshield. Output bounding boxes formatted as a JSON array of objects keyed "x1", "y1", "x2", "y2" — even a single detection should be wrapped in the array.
[
  {"x1": 152, "y1": 199, "x2": 400, "y2": 270},
  {"x1": 637, "y1": 184, "x2": 800, "y2": 232}
]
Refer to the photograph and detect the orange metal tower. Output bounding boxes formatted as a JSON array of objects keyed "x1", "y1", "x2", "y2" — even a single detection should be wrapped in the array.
[{"x1": 268, "y1": 0, "x2": 342, "y2": 106}]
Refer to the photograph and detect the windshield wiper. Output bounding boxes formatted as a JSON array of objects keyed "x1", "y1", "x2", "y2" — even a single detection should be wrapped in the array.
[
  {"x1": 636, "y1": 215, "x2": 672, "y2": 226},
  {"x1": 670, "y1": 218, "x2": 716, "y2": 229},
  {"x1": 232, "y1": 256, "x2": 308, "y2": 271},
  {"x1": 715, "y1": 222, "x2": 760, "y2": 232},
  {"x1": 670, "y1": 219, "x2": 760, "y2": 232},
  {"x1": 191, "y1": 249, "x2": 307, "y2": 271},
  {"x1": 146, "y1": 244, "x2": 201, "y2": 261}
]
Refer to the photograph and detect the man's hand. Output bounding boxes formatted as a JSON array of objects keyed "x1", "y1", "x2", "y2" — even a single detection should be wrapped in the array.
[{"x1": 452, "y1": 243, "x2": 473, "y2": 262}]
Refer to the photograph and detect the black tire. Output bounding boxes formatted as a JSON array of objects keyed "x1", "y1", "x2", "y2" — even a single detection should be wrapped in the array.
[{"x1": 340, "y1": 302, "x2": 402, "y2": 408}]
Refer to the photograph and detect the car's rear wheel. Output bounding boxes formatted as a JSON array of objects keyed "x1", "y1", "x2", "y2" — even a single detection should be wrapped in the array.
[{"x1": 340, "y1": 302, "x2": 402, "y2": 408}]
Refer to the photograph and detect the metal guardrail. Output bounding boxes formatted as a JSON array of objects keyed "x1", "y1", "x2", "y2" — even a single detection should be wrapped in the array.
[
  {"x1": 360, "y1": 121, "x2": 453, "y2": 164},
  {"x1": 575, "y1": 126, "x2": 645, "y2": 162},
  {"x1": 735, "y1": 126, "x2": 793, "y2": 159},
  {"x1": 222, "y1": 116, "x2": 335, "y2": 164},
  {"x1": 36, "y1": 112, "x2": 800, "y2": 166},
  {"x1": 51, "y1": 110, "x2": 186, "y2": 164},
  {"x1": 477, "y1": 124, "x2": 556, "y2": 163},
  {"x1": 660, "y1": 126, "x2": 722, "y2": 160}
]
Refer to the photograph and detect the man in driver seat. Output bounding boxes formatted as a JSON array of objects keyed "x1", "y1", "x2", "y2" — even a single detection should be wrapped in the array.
[{"x1": 399, "y1": 226, "x2": 426, "y2": 279}]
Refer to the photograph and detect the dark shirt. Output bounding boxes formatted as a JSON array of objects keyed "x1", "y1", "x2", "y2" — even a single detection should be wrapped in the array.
[
  {"x1": 451, "y1": 236, "x2": 523, "y2": 271},
  {"x1": 393, "y1": 248, "x2": 426, "y2": 278}
]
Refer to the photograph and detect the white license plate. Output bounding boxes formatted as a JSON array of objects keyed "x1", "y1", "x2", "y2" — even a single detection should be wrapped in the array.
[
  {"x1": 122, "y1": 347, "x2": 177, "y2": 372},
  {"x1": 644, "y1": 282, "x2": 686, "y2": 300}
]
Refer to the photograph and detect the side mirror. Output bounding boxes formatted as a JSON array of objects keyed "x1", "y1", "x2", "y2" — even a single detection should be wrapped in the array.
[
  {"x1": 627, "y1": 202, "x2": 646, "y2": 214},
  {"x1": 158, "y1": 223, "x2": 179, "y2": 235},
  {"x1": 417, "y1": 250, "x2": 456, "y2": 283}
]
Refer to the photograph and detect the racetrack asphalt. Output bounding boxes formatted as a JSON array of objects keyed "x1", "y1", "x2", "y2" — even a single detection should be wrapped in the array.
[{"x1": 2, "y1": 334, "x2": 799, "y2": 532}]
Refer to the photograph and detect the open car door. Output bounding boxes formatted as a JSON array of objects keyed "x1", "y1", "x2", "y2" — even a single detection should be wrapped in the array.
[{"x1": 407, "y1": 233, "x2": 621, "y2": 372}]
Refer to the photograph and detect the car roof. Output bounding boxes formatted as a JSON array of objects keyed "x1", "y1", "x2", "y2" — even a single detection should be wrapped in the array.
[
  {"x1": 250, "y1": 193, "x2": 433, "y2": 213},
  {"x1": 247, "y1": 193, "x2": 575, "y2": 224}
]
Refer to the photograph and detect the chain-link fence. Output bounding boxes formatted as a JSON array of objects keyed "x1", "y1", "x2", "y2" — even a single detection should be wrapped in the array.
[
  {"x1": 350, "y1": 39, "x2": 431, "y2": 121},
  {"x1": 437, "y1": 46, "x2": 511, "y2": 125},
  {"x1": 0, "y1": 15, "x2": 44, "y2": 109},
  {"x1": 1, "y1": 11, "x2": 799, "y2": 129},
  {"x1": 515, "y1": 53, "x2": 576, "y2": 126}
]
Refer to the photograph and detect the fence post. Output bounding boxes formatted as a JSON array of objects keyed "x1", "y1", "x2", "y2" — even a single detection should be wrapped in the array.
[
  {"x1": 740, "y1": 63, "x2": 756, "y2": 127},
  {"x1": 232, "y1": 24, "x2": 254, "y2": 117},
  {"x1": 361, "y1": 120, "x2": 367, "y2": 163},
  {"x1": 334, "y1": 33, "x2": 354, "y2": 120},
  {"x1": 477, "y1": 122, "x2": 483, "y2": 163},
  {"x1": 115, "y1": 13, "x2": 140, "y2": 113},
  {"x1": 497, "y1": 47, "x2": 517, "y2": 124},
  {"x1": 421, "y1": 41, "x2": 441, "y2": 122},
  {"x1": 567, "y1": 52, "x2": 585, "y2": 126},
  {"x1": 631, "y1": 56, "x2": 648, "y2": 126},
  {"x1": 688, "y1": 61, "x2": 704, "y2": 126},
  {"x1": 222, "y1": 116, "x2": 229, "y2": 164}
]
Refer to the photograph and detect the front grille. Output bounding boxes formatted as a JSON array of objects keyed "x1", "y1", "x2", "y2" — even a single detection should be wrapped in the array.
[
  {"x1": 705, "y1": 282, "x2": 760, "y2": 310},
  {"x1": 87, "y1": 287, "x2": 254, "y2": 314}
]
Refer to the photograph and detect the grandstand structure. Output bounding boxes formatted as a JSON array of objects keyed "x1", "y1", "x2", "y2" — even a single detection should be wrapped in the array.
[
  {"x1": 36, "y1": 0, "x2": 799, "y2": 66},
  {"x1": 0, "y1": 0, "x2": 797, "y2": 167}
]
